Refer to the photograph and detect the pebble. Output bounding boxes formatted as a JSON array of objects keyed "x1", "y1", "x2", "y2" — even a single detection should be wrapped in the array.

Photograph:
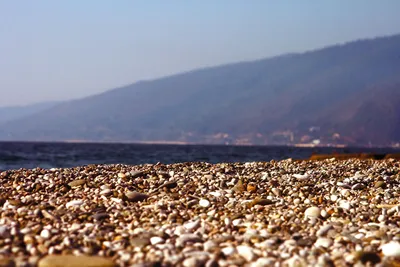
[
  {"x1": 150, "y1": 236, "x2": 164, "y2": 245},
  {"x1": 68, "y1": 179, "x2": 86, "y2": 187},
  {"x1": 293, "y1": 173, "x2": 310, "y2": 181},
  {"x1": 100, "y1": 188, "x2": 112, "y2": 196},
  {"x1": 304, "y1": 207, "x2": 321, "y2": 218},
  {"x1": 221, "y1": 246, "x2": 236, "y2": 256},
  {"x1": 125, "y1": 191, "x2": 149, "y2": 202},
  {"x1": 199, "y1": 199, "x2": 211, "y2": 208},
  {"x1": 314, "y1": 237, "x2": 333, "y2": 248},
  {"x1": 237, "y1": 245, "x2": 255, "y2": 261},
  {"x1": 317, "y1": 224, "x2": 332, "y2": 237},
  {"x1": 40, "y1": 229, "x2": 51, "y2": 239},
  {"x1": 381, "y1": 242, "x2": 400, "y2": 258},
  {"x1": 184, "y1": 220, "x2": 200, "y2": 232},
  {"x1": 66, "y1": 200, "x2": 83, "y2": 209},
  {"x1": 38, "y1": 255, "x2": 116, "y2": 267}
]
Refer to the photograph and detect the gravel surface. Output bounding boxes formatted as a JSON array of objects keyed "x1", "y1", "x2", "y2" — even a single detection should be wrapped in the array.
[{"x1": 0, "y1": 158, "x2": 400, "y2": 266}]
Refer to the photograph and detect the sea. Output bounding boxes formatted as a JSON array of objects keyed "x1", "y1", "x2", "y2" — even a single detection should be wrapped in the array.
[{"x1": 0, "y1": 141, "x2": 399, "y2": 171}]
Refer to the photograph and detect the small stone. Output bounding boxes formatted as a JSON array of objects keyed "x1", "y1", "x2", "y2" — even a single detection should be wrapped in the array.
[
  {"x1": 352, "y1": 183, "x2": 365, "y2": 190},
  {"x1": 251, "y1": 258, "x2": 274, "y2": 267},
  {"x1": 68, "y1": 179, "x2": 86, "y2": 187},
  {"x1": 374, "y1": 181, "x2": 386, "y2": 188},
  {"x1": 183, "y1": 257, "x2": 206, "y2": 267},
  {"x1": 314, "y1": 238, "x2": 333, "y2": 248},
  {"x1": 0, "y1": 225, "x2": 10, "y2": 239},
  {"x1": 339, "y1": 200, "x2": 351, "y2": 210},
  {"x1": 125, "y1": 191, "x2": 149, "y2": 202},
  {"x1": 251, "y1": 198, "x2": 274, "y2": 206},
  {"x1": 38, "y1": 255, "x2": 116, "y2": 267},
  {"x1": 203, "y1": 240, "x2": 217, "y2": 252},
  {"x1": 232, "y1": 180, "x2": 245, "y2": 193},
  {"x1": 305, "y1": 207, "x2": 321, "y2": 218},
  {"x1": 221, "y1": 246, "x2": 236, "y2": 256},
  {"x1": 317, "y1": 224, "x2": 333, "y2": 237},
  {"x1": 184, "y1": 220, "x2": 200, "y2": 232},
  {"x1": 150, "y1": 236, "x2": 164, "y2": 245},
  {"x1": 117, "y1": 173, "x2": 126, "y2": 178},
  {"x1": 100, "y1": 189, "x2": 112, "y2": 196},
  {"x1": 205, "y1": 259, "x2": 218, "y2": 267},
  {"x1": 237, "y1": 245, "x2": 255, "y2": 261},
  {"x1": 176, "y1": 234, "x2": 203, "y2": 246},
  {"x1": 357, "y1": 251, "x2": 381, "y2": 264},
  {"x1": 66, "y1": 200, "x2": 83, "y2": 209},
  {"x1": 247, "y1": 183, "x2": 257, "y2": 193},
  {"x1": 40, "y1": 229, "x2": 51, "y2": 239},
  {"x1": 130, "y1": 171, "x2": 145, "y2": 179},
  {"x1": 93, "y1": 213, "x2": 109, "y2": 221},
  {"x1": 199, "y1": 199, "x2": 211, "y2": 208},
  {"x1": 271, "y1": 188, "x2": 281, "y2": 197},
  {"x1": 130, "y1": 237, "x2": 150, "y2": 248},
  {"x1": 293, "y1": 173, "x2": 310, "y2": 181},
  {"x1": 381, "y1": 242, "x2": 400, "y2": 258},
  {"x1": 163, "y1": 181, "x2": 178, "y2": 189}
]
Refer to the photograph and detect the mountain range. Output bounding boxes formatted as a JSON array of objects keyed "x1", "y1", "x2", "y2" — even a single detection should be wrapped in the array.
[{"x1": 1, "y1": 34, "x2": 400, "y2": 146}]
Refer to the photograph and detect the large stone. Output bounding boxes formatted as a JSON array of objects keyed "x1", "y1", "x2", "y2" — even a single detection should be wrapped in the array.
[
  {"x1": 68, "y1": 179, "x2": 86, "y2": 187},
  {"x1": 38, "y1": 255, "x2": 116, "y2": 267},
  {"x1": 125, "y1": 191, "x2": 149, "y2": 202}
]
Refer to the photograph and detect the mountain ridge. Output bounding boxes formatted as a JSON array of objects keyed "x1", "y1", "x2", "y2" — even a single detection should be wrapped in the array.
[{"x1": 1, "y1": 34, "x2": 400, "y2": 146}]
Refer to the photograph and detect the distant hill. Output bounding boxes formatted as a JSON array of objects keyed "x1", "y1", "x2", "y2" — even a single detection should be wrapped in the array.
[
  {"x1": 0, "y1": 101, "x2": 59, "y2": 124},
  {"x1": 0, "y1": 34, "x2": 400, "y2": 146}
]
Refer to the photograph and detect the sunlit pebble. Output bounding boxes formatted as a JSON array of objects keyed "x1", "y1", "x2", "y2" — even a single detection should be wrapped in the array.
[
  {"x1": 150, "y1": 237, "x2": 164, "y2": 245},
  {"x1": 66, "y1": 200, "x2": 83, "y2": 209},
  {"x1": 237, "y1": 245, "x2": 256, "y2": 261},
  {"x1": 199, "y1": 199, "x2": 210, "y2": 208},
  {"x1": 339, "y1": 200, "x2": 351, "y2": 210},
  {"x1": 293, "y1": 173, "x2": 310, "y2": 181},
  {"x1": 381, "y1": 242, "x2": 400, "y2": 258},
  {"x1": 221, "y1": 246, "x2": 236, "y2": 256},
  {"x1": 184, "y1": 220, "x2": 200, "y2": 232},
  {"x1": 40, "y1": 229, "x2": 51, "y2": 239},
  {"x1": 314, "y1": 238, "x2": 333, "y2": 248},
  {"x1": 304, "y1": 207, "x2": 321, "y2": 218}
]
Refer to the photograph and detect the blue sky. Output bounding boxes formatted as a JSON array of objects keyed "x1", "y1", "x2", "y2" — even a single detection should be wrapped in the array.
[{"x1": 0, "y1": 1, "x2": 399, "y2": 107}]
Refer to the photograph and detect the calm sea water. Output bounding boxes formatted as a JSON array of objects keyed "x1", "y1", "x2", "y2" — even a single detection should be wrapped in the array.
[{"x1": 0, "y1": 142, "x2": 399, "y2": 170}]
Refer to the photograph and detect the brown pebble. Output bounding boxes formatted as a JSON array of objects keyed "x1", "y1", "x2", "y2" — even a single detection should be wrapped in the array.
[{"x1": 38, "y1": 255, "x2": 116, "y2": 267}]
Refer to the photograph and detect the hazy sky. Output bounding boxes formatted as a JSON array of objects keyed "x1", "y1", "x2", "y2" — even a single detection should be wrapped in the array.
[{"x1": 1, "y1": 1, "x2": 399, "y2": 107}]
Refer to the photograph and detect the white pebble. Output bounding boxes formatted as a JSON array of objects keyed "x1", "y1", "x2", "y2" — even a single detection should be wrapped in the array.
[
  {"x1": 339, "y1": 200, "x2": 351, "y2": 210},
  {"x1": 381, "y1": 242, "x2": 400, "y2": 258},
  {"x1": 40, "y1": 229, "x2": 51, "y2": 239},
  {"x1": 66, "y1": 200, "x2": 83, "y2": 209},
  {"x1": 293, "y1": 173, "x2": 310, "y2": 181},
  {"x1": 237, "y1": 245, "x2": 255, "y2": 261},
  {"x1": 150, "y1": 236, "x2": 164, "y2": 245},
  {"x1": 330, "y1": 194, "x2": 338, "y2": 202},
  {"x1": 100, "y1": 189, "x2": 112, "y2": 196},
  {"x1": 251, "y1": 258, "x2": 274, "y2": 267},
  {"x1": 199, "y1": 199, "x2": 210, "y2": 208},
  {"x1": 221, "y1": 246, "x2": 236, "y2": 256},
  {"x1": 317, "y1": 224, "x2": 332, "y2": 237},
  {"x1": 184, "y1": 220, "x2": 200, "y2": 232},
  {"x1": 304, "y1": 207, "x2": 321, "y2": 218},
  {"x1": 314, "y1": 238, "x2": 333, "y2": 248},
  {"x1": 203, "y1": 240, "x2": 217, "y2": 252},
  {"x1": 232, "y1": 219, "x2": 242, "y2": 226}
]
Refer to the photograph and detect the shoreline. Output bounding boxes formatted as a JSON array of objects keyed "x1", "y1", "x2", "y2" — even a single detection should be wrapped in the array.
[{"x1": 1, "y1": 158, "x2": 400, "y2": 266}]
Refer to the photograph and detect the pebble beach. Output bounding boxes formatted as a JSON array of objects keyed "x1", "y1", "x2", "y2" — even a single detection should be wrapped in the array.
[{"x1": 1, "y1": 158, "x2": 400, "y2": 267}]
